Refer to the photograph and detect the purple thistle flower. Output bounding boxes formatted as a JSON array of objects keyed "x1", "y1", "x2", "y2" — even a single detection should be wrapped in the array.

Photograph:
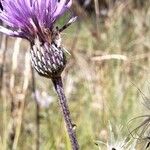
[
  {"x1": 0, "y1": 0, "x2": 76, "y2": 78},
  {"x1": 0, "y1": 0, "x2": 72, "y2": 41},
  {"x1": 0, "y1": 1, "x2": 79, "y2": 149}
]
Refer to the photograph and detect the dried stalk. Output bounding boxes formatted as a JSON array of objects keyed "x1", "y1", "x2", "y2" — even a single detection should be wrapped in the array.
[
  {"x1": 31, "y1": 68, "x2": 40, "y2": 150},
  {"x1": 52, "y1": 77, "x2": 79, "y2": 150},
  {"x1": 12, "y1": 52, "x2": 31, "y2": 150},
  {"x1": 10, "y1": 38, "x2": 22, "y2": 94},
  {"x1": 91, "y1": 54, "x2": 128, "y2": 62},
  {"x1": 94, "y1": 0, "x2": 100, "y2": 38},
  {"x1": 0, "y1": 35, "x2": 8, "y2": 92},
  {"x1": 9, "y1": 38, "x2": 22, "y2": 148},
  {"x1": 0, "y1": 34, "x2": 8, "y2": 150}
]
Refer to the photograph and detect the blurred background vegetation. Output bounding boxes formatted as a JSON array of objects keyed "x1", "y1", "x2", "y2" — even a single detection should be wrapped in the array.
[{"x1": 0, "y1": 0, "x2": 150, "y2": 149}]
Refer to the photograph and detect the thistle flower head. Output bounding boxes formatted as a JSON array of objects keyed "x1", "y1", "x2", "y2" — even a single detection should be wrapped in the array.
[
  {"x1": 0, "y1": 0, "x2": 76, "y2": 78},
  {"x1": 0, "y1": 0, "x2": 72, "y2": 42}
]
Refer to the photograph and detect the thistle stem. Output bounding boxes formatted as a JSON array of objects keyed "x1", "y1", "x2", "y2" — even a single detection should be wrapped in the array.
[{"x1": 52, "y1": 77, "x2": 79, "y2": 150}]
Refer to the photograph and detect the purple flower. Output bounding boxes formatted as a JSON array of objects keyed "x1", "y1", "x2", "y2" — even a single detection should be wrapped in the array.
[
  {"x1": 0, "y1": 2, "x2": 80, "y2": 148},
  {"x1": 0, "y1": 0, "x2": 73, "y2": 42},
  {"x1": 0, "y1": 0, "x2": 77, "y2": 78}
]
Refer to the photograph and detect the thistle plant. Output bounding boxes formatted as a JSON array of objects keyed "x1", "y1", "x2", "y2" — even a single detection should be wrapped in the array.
[{"x1": 0, "y1": 0, "x2": 79, "y2": 149}]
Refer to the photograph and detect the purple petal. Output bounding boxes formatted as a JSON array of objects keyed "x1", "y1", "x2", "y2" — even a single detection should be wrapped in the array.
[
  {"x1": 65, "y1": 0, "x2": 72, "y2": 8},
  {"x1": 0, "y1": 26, "x2": 22, "y2": 37},
  {"x1": 0, "y1": 0, "x2": 73, "y2": 41},
  {"x1": 53, "y1": 0, "x2": 72, "y2": 18}
]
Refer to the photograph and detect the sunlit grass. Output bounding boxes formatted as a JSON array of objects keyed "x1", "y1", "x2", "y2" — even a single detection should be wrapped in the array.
[{"x1": 0, "y1": 1, "x2": 150, "y2": 149}]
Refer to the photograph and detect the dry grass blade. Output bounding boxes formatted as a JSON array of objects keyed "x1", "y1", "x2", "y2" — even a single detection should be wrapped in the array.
[
  {"x1": 9, "y1": 38, "x2": 22, "y2": 148},
  {"x1": 10, "y1": 38, "x2": 22, "y2": 93},
  {"x1": 94, "y1": 0, "x2": 100, "y2": 38},
  {"x1": 31, "y1": 68, "x2": 40, "y2": 150},
  {"x1": 0, "y1": 35, "x2": 8, "y2": 93},
  {"x1": 12, "y1": 51, "x2": 31, "y2": 150},
  {"x1": 91, "y1": 54, "x2": 128, "y2": 62}
]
